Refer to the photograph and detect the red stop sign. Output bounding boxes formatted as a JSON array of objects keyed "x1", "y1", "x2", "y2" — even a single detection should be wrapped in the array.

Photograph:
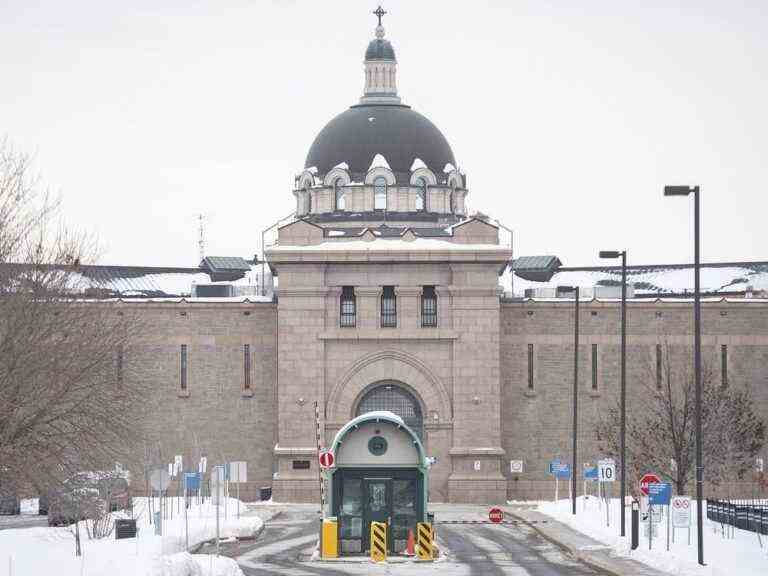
[
  {"x1": 319, "y1": 450, "x2": 334, "y2": 469},
  {"x1": 489, "y1": 507, "x2": 504, "y2": 523},
  {"x1": 639, "y1": 473, "x2": 661, "y2": 496}
]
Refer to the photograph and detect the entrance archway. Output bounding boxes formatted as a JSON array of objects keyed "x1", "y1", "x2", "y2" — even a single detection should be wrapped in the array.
[{"x1": 355, "y1": 381, "x2": 423, "y2": 440}]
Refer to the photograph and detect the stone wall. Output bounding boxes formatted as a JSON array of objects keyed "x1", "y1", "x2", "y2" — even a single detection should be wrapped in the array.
[
  {"x1": 126, "y1": 301, "x2": 277, "y2": 501},
  {"x1": 500, "y1": 299, "x2": 768, "y2": 501}
]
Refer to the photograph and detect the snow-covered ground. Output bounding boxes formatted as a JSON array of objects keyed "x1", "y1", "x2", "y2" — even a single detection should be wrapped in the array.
[
  {"x1": 537, "y1": 497, "x2": 767, "y2": 576},
  {"x1": 0, "y1": 497, "x2": 261, "y2": 576}
]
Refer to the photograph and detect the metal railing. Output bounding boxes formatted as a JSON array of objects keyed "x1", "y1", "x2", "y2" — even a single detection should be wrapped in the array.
[{"x1": 706, "y1": 499, "x2": 768, "y2": 535}]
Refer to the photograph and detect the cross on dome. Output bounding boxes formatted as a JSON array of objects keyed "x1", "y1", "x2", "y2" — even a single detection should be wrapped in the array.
[{"x1": 373, "y1": 5, "x2": 387, "y2": 26}]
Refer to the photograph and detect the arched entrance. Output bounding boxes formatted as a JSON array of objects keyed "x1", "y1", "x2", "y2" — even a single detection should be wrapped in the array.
[{"x1": 355, "y1": 381, "x2": 423, "y2": 439}]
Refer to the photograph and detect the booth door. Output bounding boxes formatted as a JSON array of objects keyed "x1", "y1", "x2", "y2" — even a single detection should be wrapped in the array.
[{"x1": 363, "y1": 478, "x2": 390, "y2": 551}]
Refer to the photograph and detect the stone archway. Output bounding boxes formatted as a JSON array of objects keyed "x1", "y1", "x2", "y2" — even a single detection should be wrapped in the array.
[
  {"x1": 355, "y1": 381, "x2": 424, "y2": 439},
  {"x1": 327, "y1": 349, "x2": 451, "y2": 427}
]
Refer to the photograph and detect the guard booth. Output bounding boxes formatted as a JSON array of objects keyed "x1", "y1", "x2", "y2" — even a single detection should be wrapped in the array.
[{"x1": 325, "y1": 410, "x2": 429, "y2": 555}]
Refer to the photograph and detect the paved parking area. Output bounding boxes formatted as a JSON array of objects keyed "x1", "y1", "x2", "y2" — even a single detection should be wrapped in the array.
[{"x1": 226, "y1": 504, "x2": 609, "y2": 575}]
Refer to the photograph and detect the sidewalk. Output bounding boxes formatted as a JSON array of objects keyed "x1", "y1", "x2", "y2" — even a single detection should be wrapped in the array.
[{"x1": 503, "y1": 506, "x2": 668, "y2": 576}]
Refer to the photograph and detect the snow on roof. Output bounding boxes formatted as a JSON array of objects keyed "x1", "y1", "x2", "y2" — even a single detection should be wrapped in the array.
[
  {"x1": 269, "y1": 238, "x2": 509, "y2": 253},
  {"x1": 332, "y1": 161, "x2": 349, "y2": 170},
  {"x1": 369, "y1": 153, "x2": 391, "y2": 171},
  {"x1": 502, "y1": 262, "x2": 768, "y2": 298},
  {"x1": 410, "y1": 157, "x2": 427, "y2": 171},
  {"x1": 306, "y1": 166, "x2": 318, "y2": 174},
  {"x1": 443, "y1": 162, "x2": 456, "y2": 173}
]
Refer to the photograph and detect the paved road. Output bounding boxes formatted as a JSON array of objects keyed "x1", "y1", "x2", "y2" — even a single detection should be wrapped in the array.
[{"x1": 227, "y1": 506, "x2": 607, "y2": 576}]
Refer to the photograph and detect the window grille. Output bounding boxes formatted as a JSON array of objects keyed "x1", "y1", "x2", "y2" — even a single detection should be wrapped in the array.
[
  {"x1": 527, "y1": 344, "x2": 534, "y2": 389},
  {"x1": 356, "y1": 382, "x2": 423, "y2": 439},
  {"x1": 180, "y1": 344, "x2": 188, "y2": 392},
  {"x1": 244, "y1": 344, "x2": 251, "y2": 390},
  {"x1": 415, "y1": 177, "x2": 427, "y2": 211},
  {"x1": 421, "y1": 286, "x2": 437, "y2": 327},
  {"x1": 591, "y1": 344, "x2": 598, "y2": 390},
  {"x1": 335, "y1": 178, "x2": 346, "y2": 211},
  {"x1": 340, "y1": 286, "x2": 356, "y2": 327},
  {"x1": 656, "y1": 344, "x2": 662, "y2": 389},
  {"x1": 721, "y1": 344, "x2": 728, "y2": 387},
  {"x1": 374, "y1": 177, "x2": 387, "y2": 210},
  {"x1": 381, "y1": 286, "x2": 397, "y2": 327}
]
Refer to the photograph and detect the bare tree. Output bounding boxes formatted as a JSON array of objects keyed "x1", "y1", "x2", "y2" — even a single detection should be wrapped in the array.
[
  {"x1": 596, "y1": 341, "x2": 765, "y2": 495},
  {"x1": 0, "y1": 138, "x2": 147, "y2": 501}
]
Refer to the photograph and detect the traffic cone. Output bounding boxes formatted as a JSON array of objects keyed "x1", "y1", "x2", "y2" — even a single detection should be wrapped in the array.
[{"x1": 405, "y1": 528, "x2": 415, "y2": 556}]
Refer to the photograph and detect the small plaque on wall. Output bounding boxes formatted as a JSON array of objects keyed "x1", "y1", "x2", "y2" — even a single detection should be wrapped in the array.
[{"x1": 292, "y1": 460, "x2": 310, "y2": 470}]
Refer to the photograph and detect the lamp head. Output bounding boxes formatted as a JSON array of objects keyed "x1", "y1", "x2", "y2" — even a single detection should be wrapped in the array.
[{"x1": 664, "y1": 185, "x2": 693, "y2": 196}]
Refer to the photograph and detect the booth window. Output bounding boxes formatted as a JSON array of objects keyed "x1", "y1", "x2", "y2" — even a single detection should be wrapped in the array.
[
  {"x1": 340, "y1": 477, "x2": 363, "y2": 540},
  {"x1": 374, "y1": 177, "x2": 387, "y2": 210},
  {"x1": 340, "y1": 286, "x2": 356, "y2": 327},
  {"x1": 381, "y1": 286, "x2": 397, "y2": 327},
  {"x1": 421, "y1": 286, "x2": 437, "y2": 327}
]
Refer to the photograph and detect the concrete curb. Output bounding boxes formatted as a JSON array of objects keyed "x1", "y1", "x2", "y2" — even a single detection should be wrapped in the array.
[{"x1": 501, "y1": 507, "x2": 628, "y2": 576}]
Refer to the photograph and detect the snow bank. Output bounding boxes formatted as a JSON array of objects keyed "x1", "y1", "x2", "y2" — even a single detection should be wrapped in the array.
[
  {"x1": 368, "y1": 153, "x2": 391, "y2": 170},
  {"x1": 538, "y1": 497, "x2": 767, "y2": 576},
  {"x1": 410, "y1": 157, "x2": 427, "y2": 171},
  {"x1": 0, "y1": 497, "x2": 260, "y2": 576}
]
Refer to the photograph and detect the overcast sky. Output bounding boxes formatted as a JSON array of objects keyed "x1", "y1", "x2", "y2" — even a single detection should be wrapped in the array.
[{"x1": 1, "y1": 0, "x2": 766, "y2": 267}]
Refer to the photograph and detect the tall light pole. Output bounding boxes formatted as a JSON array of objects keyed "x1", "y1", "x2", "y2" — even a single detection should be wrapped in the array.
[
  {"x1": 599, "y1": 250, "x2": 627, "y2": 537},
  {"x1": 664, "y1": 184, "x2": 704, "y2": 566},
  {"x1": 560, "y1": 285, "x2": 580, "y2": 515}
]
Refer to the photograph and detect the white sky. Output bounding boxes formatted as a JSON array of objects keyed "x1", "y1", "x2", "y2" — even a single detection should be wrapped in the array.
[{"x1": 1, "y1": 0, "x2": 766, "y2": 268}]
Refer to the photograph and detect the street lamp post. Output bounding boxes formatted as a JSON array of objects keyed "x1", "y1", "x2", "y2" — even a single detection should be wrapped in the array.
[
  {"x1": 664, "y1": 184, "x2": 704, "y2": 566},
  {"x1": 599, "y1": 250, "x2": 627, "y2": 538},
  {"x1": 561, "y1": 285, "x2": 580, "y2": 515}
]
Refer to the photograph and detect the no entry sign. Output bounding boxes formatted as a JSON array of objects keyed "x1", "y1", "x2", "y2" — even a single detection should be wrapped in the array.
[
  {"x1": 319, "y1": 450, "x2": 335, "y2": 469},
  {"x1": 489, "y1": 507, "x2": 504, "y2": 523},
  {"x1": 639, "y1": 473, "x2": 661, "y2": 496}
]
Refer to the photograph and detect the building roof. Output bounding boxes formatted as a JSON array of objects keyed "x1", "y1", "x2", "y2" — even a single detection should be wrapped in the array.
[
  {"x1": 503, "y1": 260, "x2": 768, "y2": 298},
  {"x1": 365, "y1": 38, "x2": 396, "y2": 61},
  {"x1": 304, "y1": 104, "x2": 456, "y2": 184}
]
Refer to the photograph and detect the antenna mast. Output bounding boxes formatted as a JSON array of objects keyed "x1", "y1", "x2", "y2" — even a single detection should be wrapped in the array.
[{"x1": 197, "y1": 213, "x2": 205, "y2": 264}]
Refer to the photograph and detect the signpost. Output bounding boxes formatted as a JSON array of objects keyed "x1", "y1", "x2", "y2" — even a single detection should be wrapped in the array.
[
  {"x1": 489, "y1": 507, "x2": 504, "y2": 524},
  {"x1": 647, "y1": 482, "x2": 671, "y2": 551},
  {"x1": 212, "y1": 465, "x2": 226, "y2": 556},
  {"x1": 671, "y1": 496, "x2": 692, "y2": 545},
  {"x1": 597, "y1": 459, "x2": 615, "y2": 526},
  {"x1": 229, "y1": 461, "x2": 248, "y2": 518}
]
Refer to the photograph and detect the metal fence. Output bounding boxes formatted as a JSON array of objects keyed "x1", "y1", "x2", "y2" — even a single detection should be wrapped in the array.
[{"x1": 706, "y1": 499, "x2": 768, "y2": 535}]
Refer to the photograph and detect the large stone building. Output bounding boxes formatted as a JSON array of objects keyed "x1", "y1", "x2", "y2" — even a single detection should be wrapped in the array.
[{"x1": 100, "y1": 14, "x2": 768, "y2": 504}]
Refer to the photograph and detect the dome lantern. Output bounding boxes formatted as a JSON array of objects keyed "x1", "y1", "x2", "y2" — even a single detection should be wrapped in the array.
[{"x1": 361, "y1": 6, "x2": 400, "y2": 105}]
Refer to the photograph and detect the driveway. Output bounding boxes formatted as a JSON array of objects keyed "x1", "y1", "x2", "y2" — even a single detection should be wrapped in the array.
[{"x1": 229, "y1": 504, "x2": 609, "y2": 575}]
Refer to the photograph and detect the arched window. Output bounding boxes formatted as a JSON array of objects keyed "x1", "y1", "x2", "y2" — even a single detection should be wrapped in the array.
[
  {"x1": 305, "y1": 188, "x2": 312, "y2": 214},
  {"x1": 334, "y1": 178, "x2": 346, "y2": 211},
  {"x1": 374, "y1": 176, "x2": 387, "y2": 210},
  {"x1": 356, "y1": 382, "x2": 423, "y2": 439},
  {"x1": 415, "y1": 177, "x2": 427, "y2": 212}
]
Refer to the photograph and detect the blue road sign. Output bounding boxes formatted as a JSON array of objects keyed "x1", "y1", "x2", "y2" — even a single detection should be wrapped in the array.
[
  {"x1": 648, "y1": 482, "x2": 672, "y2": 506},
  {"x1": 548, "y1": 460, "x2": 561, "y2": 475},
  {"x1": 184, "y1": 472, "x2": 201, "y2": 491},
  {"x1": 583, "y1": 466, "x2": 599, "y2": 480},
  {"x1": 552, "y1": 463, "x2": 571, "y2": 479}
]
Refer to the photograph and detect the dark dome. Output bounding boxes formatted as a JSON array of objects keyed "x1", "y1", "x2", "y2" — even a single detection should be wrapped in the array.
[
  {"x1": 304, "y1": 104, "x2": 456, "y2": 182},
  {"x1": 365, "y1": 38, "x2": 396, "y2": 61}
]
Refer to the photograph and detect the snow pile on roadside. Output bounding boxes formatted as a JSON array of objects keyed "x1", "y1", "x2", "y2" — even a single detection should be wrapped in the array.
[
  {"x1": 538, "y1": 497, "x2": 767, "y2": 576},
  {"x1": 159, "y1": 552, "x2": 243, "y2": 576},
  {"x1": 0, "y1": 497, "x2": 261, "y2": 576}
]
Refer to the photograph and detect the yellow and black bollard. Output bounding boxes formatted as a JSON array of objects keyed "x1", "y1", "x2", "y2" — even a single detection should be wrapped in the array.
[
  {"x1": 416, "y1": 522, "x2": 434, "y2": 561},
  {"x1": 370, "y1": 521, "x2": 387, "y2": 562}
]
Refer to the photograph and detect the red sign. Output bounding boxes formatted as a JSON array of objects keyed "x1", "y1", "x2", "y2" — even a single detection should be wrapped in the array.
[
  {"x1": 319, "y1": 450, "x2": 334, "y2": 469},
  {"x1": 639, "y1": 473, "x2": 661, "y2": 496},
  {"x1": 489, "y1": 507, "x2": 504, "y2": 523}
]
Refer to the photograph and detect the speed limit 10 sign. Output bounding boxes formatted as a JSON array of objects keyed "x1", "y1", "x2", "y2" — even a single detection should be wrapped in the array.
[{"x1": 598, "y1": 459, "x2": 616, "y2": 482}]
